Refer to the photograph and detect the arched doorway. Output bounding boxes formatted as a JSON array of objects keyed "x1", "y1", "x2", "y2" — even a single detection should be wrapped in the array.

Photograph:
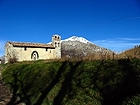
[{"x1": 31, "y1": 51, "x2": 39, "y2": 60}]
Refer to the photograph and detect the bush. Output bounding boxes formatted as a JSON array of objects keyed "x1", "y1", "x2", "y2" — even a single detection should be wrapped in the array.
[
  {"x1": 122, "y1": 95, "x2": 140, "y2": 105},
  {"x1": 8, "y1": 56, "x2": 17, "y2": 64}
]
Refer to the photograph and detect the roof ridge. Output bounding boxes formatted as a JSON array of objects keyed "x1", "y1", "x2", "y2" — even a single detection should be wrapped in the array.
[
  {"x1": 9, "y1": 41, "x2": 51, "y2": 44},
  {"x1": 8, "y1": 41, "x2": 54, "y2": 48}
]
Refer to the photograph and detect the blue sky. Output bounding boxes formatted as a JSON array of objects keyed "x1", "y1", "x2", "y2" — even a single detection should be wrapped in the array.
[{"x1": 0, "y1": 0, "x2": 140, "y2": 56}]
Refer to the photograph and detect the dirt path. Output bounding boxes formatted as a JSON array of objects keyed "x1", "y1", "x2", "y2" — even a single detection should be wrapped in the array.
[{"x1": 0, "y1": 66, "x2": 12, "y2": 105}]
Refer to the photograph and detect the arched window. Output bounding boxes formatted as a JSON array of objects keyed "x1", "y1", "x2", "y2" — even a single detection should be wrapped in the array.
[
  {"x1": 55, "y1": 42, "x2": 57, "y2": 47},
  {"x1": 31, "y1": 51, "x2": 39, "y2": 60}
]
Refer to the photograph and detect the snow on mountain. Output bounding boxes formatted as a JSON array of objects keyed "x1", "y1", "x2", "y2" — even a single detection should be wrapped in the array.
[
  {"x1": 47, "y1": 35, "x2": 113, "y2": 58},
  {"x1": 62, "y1": 36, "x2": 92, "y2": 44},
  {"x1": 61, "y1": 36, "x2": 113, "y2": 58}
]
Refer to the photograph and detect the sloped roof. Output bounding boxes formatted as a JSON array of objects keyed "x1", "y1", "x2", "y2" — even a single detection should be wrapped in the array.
[{"x1": 8, "y1": 41, "x2": 55, "y2": 48}]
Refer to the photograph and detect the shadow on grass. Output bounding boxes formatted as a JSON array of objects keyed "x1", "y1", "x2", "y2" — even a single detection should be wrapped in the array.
[
  {"x1": 3, "y1": 59, "x2": 140, "y2": 105},
  {"x1": 5, "y1": 61, "x2": 81, "y2": 105},
  {"x1": 92, "y1": 59, "x2": 140, "y2": 105}
]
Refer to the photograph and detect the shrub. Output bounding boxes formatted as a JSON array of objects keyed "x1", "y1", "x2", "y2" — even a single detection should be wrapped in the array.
[
  {"x1": 8, "y1": 56, "x2": 17, "y2": 64},
  {"x1": 122, "y1": 95, "x2": 140, "y2": 105}
]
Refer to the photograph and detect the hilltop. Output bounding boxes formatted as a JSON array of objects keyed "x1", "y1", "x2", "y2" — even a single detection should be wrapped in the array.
[{"x1": 118, "y1": 45, "x2": 140, "y2": 58}]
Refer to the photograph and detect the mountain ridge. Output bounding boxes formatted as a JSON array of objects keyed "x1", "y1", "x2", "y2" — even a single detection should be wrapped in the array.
[
  {"x1": 62, "y1": 36, "x2": 93, "y2": 44},
  {"x1": 61, "y1": 36, "x2": 114, "y2": 58}
]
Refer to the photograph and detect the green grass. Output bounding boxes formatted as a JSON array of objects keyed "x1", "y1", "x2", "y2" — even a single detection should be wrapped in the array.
[{"x1": 2, "y1": 58, "x2": 140, "y2": 105}]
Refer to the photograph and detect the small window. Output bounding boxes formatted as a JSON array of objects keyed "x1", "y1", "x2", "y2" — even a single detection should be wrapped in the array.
[
  {"x1": 46, "y1": 48, "x2": 48, "y2": 51},
  {"x1": 50, "y1": 50, "x2": 51, "y2": 53},
  {"x1": 55, "y1": 42, "x2": 57, "y2": 47},
  {"x1": 55, "y1": 36, "x2": 57, "y2": 38},
  {"x1": 58, "y1": 43, "x2": 59, "y2": 47},
  {"x1": 24, "y1": 47, "x2": 27, "y2": 51}
]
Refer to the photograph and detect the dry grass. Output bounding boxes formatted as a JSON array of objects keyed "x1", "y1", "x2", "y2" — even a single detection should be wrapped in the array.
[
  {"x1": 61, "y1": 52, "x2": 117, "y2": 61},
  {"x1": 61, "y1": 45, "x2": 140, "y2": 61},
  {"x1": 118, "y1": 45, "x2": 140, "y2": 59}
]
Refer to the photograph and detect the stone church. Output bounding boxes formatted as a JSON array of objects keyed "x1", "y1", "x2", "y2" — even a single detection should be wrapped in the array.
[{"x1": 5, "y1": 34, "x2": 61, "y2": 63}]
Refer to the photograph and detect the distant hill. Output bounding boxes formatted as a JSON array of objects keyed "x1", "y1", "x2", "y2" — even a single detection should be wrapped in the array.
[
  {"x1": 118, "y1": 45, "x2": 140, "y2": 58},
  {"x1": 0, "y1": 55, "x2": 5, "y2": 64},
  {"x1": 61, "y1": 36, "x2": 114, "y2": 59}
]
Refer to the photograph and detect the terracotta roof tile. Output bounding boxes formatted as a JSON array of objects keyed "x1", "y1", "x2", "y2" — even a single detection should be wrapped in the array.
[{"x1": 8, "y1": 42, "x2": 55, "y2": 48}]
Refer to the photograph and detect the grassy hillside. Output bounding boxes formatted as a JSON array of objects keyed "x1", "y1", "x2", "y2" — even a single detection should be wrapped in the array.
[
  {"x1": 118, "y1": 45, "x2": 140, "y2": 59},
  {"x1": 2, "y1": 59, "x2": 140, "y2": 105}
]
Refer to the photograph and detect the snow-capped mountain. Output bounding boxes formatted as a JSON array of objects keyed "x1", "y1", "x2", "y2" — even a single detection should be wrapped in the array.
[
  {"x1": 61, "y1": 36, "x2": 113, "y2": 58},
  {"x1": 63, "y1": 36, "x2": 92, "y2": 44}
]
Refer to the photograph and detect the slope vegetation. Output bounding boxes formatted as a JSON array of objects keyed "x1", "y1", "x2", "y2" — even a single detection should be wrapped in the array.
[
  {"x1": 2, "y1": 59, "x2": 140, "y2": 105},
  {"x1": 119, "y1": 45, "x2": 140, "y2": 58}
]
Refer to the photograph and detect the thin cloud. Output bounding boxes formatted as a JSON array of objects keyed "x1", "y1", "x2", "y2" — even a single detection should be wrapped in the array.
[
  {"x1": 118, "y1": 38, "x2": 140, "y2": 41},
  {"x1": 127, "y1": 17, "x2": 140, "y2": 19},
  {"x1": 93, "y1": 38, "x2": 140, "y2": 53},
  {"x1": 0, "y1": 40, "x2": 6, "y2": 57},
  {"x1": 0, "y1": 41, "x2": 5, "y2": 49}
]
